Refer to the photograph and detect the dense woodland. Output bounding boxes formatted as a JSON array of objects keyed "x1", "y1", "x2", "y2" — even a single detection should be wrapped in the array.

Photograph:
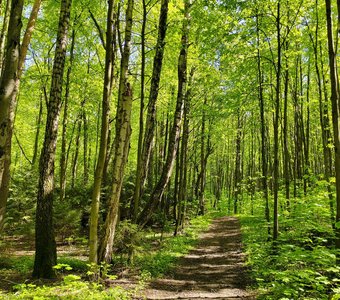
[{"x1": 0, "y1": 0, "x2": 340, "y2": 299}]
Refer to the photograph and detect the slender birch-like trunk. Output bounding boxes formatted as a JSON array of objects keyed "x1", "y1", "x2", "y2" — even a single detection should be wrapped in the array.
[{"x1": 98, "y1": 0, "x2": 135, "y2": 263}]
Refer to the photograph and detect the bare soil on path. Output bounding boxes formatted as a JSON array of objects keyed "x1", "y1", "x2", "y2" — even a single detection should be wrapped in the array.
[{"x1": 140, "y1": 216, "x2": 255, "y2": 300}]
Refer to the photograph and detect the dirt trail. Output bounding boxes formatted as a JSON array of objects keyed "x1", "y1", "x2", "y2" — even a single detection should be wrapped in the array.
[{"x1": 141, "y1": 216, "x2": 255, "y2": 300}]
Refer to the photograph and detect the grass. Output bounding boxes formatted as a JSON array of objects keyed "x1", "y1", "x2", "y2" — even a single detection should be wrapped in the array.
[{"x1": 133, "y1": 214, "x2": 212, "y2": 278}]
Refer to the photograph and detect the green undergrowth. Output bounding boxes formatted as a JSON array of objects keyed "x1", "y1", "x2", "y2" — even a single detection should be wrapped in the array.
[
  {"x1": 240, "y1": 188, "x2": 340, "y2": 300},
  {"x1": 0, "y1": 275, "x2": 131, "y2": 300},
  {"x1": 111, "y1": 213, "x2": 212, "y2": 278},
  {"x1": 0, "y1": 212, "x2": 213, "y2": 299},
  {"x1": 0, "y1": 256, "x2": 88, "y2": 276}
]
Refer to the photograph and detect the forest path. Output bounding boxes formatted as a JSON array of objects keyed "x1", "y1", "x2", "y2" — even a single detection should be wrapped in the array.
[{"x1": 140, "y1": 216, "x2": 255, "y2": 299}]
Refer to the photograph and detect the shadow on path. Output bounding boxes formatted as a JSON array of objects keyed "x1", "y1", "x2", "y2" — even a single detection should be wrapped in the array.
[{"x1": 141, "y1": 216, "x2": 255, "y2": 299}]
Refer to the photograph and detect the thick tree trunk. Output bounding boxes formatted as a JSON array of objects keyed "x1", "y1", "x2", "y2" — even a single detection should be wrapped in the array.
[
  {"x1": 33, "y1": 0, "x2": 72, "y2": 278},
  {"x1": 137, "y1": 0, "x2": 191, "y2": 227},
  {"x1": 132, "y1": 0, "x2": 170, "y2": 221},
  {"x1": 89, "y1": 0, "x2": 116, "y2": 264},
  {"x1": 98, "y1": 0, "x2": 134, "y2": 263},
  {"x1": 0, "y1": 0, "x2": 23, "y2": 234}
]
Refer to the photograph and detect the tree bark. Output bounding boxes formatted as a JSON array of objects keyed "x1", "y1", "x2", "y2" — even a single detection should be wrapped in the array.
[
  {"x1": 17, "y1": 0, "x2": 42, "y2": 78},
  {"x1": 89, "y1": 0, "x2": 116, "y2": 264},
  {"x1": 325, "y1": 0, "x2": 340, "y2": 258},
  {"x1": 256, "y1": 12, "x2": 270, "y2": 235},
  {"x1": 98, "y1": 0, "x2": 134, "y2": 263},
  {"x1": 83, "y1": 109, "x2": 89, "y2": 185},
  {"x1": 309, "y1": 8, "x2": 335, "y2": 222},
  {"x1": 0, "y1": 0, "x2": 23, "y2": 234},
  {"x1": 132, "y1": 0, "x2": 147, "y2": 221},
  {"x1": 0, "y1": 0, "x2": 11, "y2": 75},
  {"x1": 71, "y1": 117, "x2": 81, "y2": 189},
  {"x1": 233, "y1": 112, "x2": 243, "y2": 214},
  {"x1": 283, "y1": 42, "x2": 290, "y2": 206},
  {"x1": 132, "y1": 0, "x2": 170, "y2": 221},
  {"x1": 32, "y1": 90, "x2": 43, "y2": 166},
  {"x1": 60, "y1": 26, "x2": 76, "y2": 201},
  {"x1": 137, "y1": 0, "x2": 191, "y2": 227},
  {"x1": 175, "y1": 67, "x2": 193, "y2": 235},
  {"x1": 33, "y1": 0, "x2": 72, "y2": 278},
  {"x1": 273, "y1": 0, "x2": 281, "y2": 241}
]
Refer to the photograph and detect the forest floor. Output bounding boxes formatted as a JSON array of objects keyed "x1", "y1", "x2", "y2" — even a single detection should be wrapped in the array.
[
  {"x1": 0, "y1": 216, "x2": 256, "y2": 299},
  {"x1": 136, "y1": 216, "x2": 256, "y2": 300}
]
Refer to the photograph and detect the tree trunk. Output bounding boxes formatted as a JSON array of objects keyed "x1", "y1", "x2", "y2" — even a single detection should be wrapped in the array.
[
  {"x1": 0, "y1": 0, "x2": 11, "y2": 74},
  {"x1": 325, "y1": 0, "x2": 340, "y2": 258},
  {"x1": 32, "y1": 90, "x2": 43, "y2": 166},
  {"x1": 311, "y1": 0, "x2": 335, "y2": 224},
  {"x1": 256, "y1": 12, "x2": 270, "y2": 236},
  {"x1": 132, "y1": 0, "x2": 170, "y2": 221},
  {"x1": 137, "y1": 0, "x2": 191, "y2": 227},
  {"x1": 283, "y1": 44, "x2": 290, "y2": 206},
  {"x1": 98, "y1": 0, "x2": 134, "y2": 263},
  {"x1": 83, "y1": 109, "x2": 89, "y2": 185},
  {"x1": 173, "y1": 146, "x2": 180, "y2": 223},
  {"x1": 17, "y1": 0, "x2": 42, "y2": 78},
  {"x1": 273, "y1": 0, "x2": 281, "y2": 241},
  {"x1": 0, "y1": 0, "x2": 23, "y2": 234},
  {"x1": 60, "y1": 26, "x2": 76, "y2": 201},
  {"x1": 33, "y1": 0, "x2": 72, "y2": 278},
  {"x1": 175, "y1": 67, "x2": 193, "y2": 235},
  {"x1": 71, "y1": 117, "x2": 81, "y2": 189},
  {"x1": 132, "y1": 0, "x2": 147, "y2": 221},
  {"x1": 89, "y1": 0, "x2": 116, "y2": 264},
  {"x1": 233, "y1": 113, "x2": 243, "y2": 215},
  {"x1": 303, "y1": 63, "x2": 310, "y2": 195}
]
